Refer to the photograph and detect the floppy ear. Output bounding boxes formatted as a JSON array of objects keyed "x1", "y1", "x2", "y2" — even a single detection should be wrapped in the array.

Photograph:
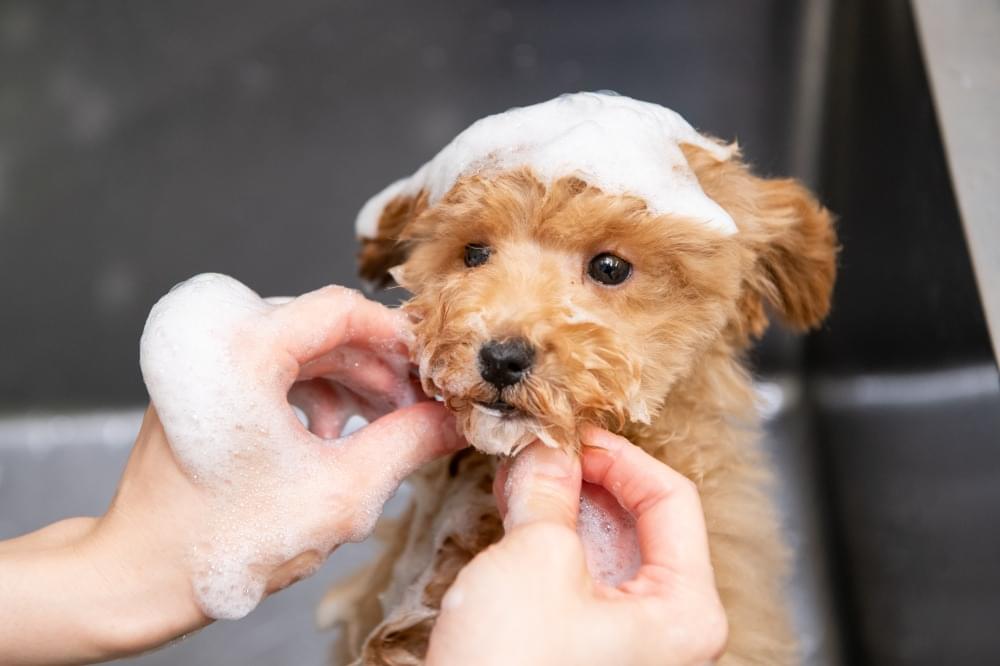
[
  {"x1": 682, "y1": 145, "x2": 838, "y2": 339},
  {"x1": 357, "y1": 191, "x2": 427, "y2": 289}
]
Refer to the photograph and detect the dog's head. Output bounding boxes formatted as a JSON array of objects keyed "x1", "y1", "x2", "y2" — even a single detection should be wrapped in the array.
[{"x1": 356, "y1": 97, "x2": 836, "y2": 454}]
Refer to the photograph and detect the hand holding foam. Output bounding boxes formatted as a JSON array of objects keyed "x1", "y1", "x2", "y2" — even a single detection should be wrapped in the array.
[{"x1": 137, "y1": 274, "x2": 464, "y2": 619}]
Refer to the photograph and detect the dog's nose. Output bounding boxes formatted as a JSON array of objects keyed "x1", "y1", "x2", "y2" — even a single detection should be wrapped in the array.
[{"x1": 479, "y1": 338, "x2": 535, "y2": 388}]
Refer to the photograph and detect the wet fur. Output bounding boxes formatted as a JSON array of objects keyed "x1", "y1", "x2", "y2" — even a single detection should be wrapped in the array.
[{"x1": 324, "y1": 144, "x2": 837, "y2": 664}]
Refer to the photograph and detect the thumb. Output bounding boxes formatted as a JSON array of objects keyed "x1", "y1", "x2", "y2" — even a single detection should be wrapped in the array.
[
  {"x1": 503, "y1": 442, "x2": 581, "y2": 531},
  {"x1": 338, "y1": 401, "x2": 466, "y2": 484}
]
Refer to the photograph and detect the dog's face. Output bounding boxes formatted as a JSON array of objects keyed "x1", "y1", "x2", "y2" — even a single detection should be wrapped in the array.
[{"x1": 359, "y1": 146, "x2": 836, "y2": 453}]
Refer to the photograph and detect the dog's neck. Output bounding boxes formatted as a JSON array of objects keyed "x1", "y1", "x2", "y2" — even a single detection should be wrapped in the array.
[{"x1": 621, "y1": 342, "x2": 760, "y2": 481}]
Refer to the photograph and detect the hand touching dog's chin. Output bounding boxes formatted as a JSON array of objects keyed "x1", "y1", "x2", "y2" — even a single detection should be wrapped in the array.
[
  {"x1": 465, "y1": 405, "x2": 642, "y2": 585},
  {"x1": 463, "y1": 403, "x2": 561, "y2": 455},
  {"x1": 464, "y1": 406, "x2": 642, "y2": 586}
]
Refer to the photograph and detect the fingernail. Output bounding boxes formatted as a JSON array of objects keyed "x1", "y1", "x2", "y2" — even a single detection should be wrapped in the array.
[{"x1": 524, "y1": 443, "x2": 573, "y2": 479}]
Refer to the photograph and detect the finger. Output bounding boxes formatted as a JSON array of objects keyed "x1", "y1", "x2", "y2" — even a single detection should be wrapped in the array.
[
  {"x1": 298, "y1": 347, "x2": 405, "y2": 385},
  {"x1": 337, "y1": 401, "x2": 466, "y2": 485},
  {"x1": 503, "y1": 442, "x2": 581, "y2": 531},
  {"x1": 580, "y1": 425, "x2": 713, "y2": 580},
  {"x1": 288, "y1": 379, "x2": 360, "y2": 439},
  {"x1": 268, "y1": 285, "x2": 413, "y2": 365},
  {"x1": 297, "y1": 347, "x2": 420, "y2": 413}
]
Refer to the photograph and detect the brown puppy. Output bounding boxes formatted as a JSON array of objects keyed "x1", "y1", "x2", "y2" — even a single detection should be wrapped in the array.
[{"x1": 321, "y1": 97, "x2": 837, "y2": 665}]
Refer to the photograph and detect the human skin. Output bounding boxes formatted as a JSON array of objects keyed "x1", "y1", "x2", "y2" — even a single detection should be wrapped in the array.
[{"x1": 426, "y1": 426, "x2": 728, "y2": 666}]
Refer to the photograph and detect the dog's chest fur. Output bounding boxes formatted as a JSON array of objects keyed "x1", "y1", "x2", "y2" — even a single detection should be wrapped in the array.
[{"x1": 325, "y1": 347, "x2": 795, "y2": 666}]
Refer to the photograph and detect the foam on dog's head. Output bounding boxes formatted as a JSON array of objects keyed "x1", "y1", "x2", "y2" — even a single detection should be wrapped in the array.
[{"x1": 356, "y1": 91, "x2": 737, "y2": 240}]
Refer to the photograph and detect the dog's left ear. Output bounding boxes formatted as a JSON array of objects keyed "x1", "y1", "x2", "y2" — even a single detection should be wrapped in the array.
[
  {"x1": 357, "y1": 190, "x2": 427, "y2": 289},
  {"x1": 683, "y1": 145, "x2": 838, "y2": 339}
]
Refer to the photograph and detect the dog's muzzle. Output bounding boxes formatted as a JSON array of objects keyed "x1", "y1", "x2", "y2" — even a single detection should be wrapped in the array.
[{"x1": 478, "y1": 337, "x2": 534, "y2": 388}]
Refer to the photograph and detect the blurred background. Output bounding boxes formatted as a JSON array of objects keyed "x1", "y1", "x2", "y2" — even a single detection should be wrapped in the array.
[{"x1": 1, "y1": 1, "x2": 997, "y2": 664}]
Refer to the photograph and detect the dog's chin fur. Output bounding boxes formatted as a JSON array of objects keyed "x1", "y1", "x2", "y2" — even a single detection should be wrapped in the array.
[
  {"x1": 326, "y1": 144, "x2": 837, "y2": 665},
  {"x1": 463, "y1": 406, "x2": 553, "y2": 455}
]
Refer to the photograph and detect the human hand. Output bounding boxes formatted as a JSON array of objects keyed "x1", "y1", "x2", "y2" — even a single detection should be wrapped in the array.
[
  {"x1": 426, "y1": 426, "x2": 727, "y2": 666},
  {"x1": 1, "y1": 275, "x2": 466, "y2": 664},
  {"x1": 128, "y1": 274, "x2": 464, "y2": 620}
]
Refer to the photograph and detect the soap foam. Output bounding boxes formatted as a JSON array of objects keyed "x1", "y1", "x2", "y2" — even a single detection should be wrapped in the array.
[
  {"x1": 577, "y1": 483, "x2": 641, "y2": 587},
  {"x1": 139, "y1": 273, "x2": 417, "y2": 620},
  {"x1": 356, "y1": 92, "x2": 737, "y2": 239}
]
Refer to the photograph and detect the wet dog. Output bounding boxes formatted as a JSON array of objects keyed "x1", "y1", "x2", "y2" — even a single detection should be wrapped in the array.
[{"x1": 320, "y1": 93, "x2": 836, "y2": 665}]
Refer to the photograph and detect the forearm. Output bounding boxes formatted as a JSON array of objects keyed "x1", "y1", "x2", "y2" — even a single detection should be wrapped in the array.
[
  {"x1": 1, "y1": 527, "x2": 112, "y2": 665},
  {"x1": 0, "y1": 517, "x2": 209, "y2": 665},
  {"x1": 0, "y1": 517, "x2": 95, "y2": 554}
]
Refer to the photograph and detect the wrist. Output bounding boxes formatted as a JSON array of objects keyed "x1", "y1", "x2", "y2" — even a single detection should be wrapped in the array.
[
  {"x1": 78, "y1": 505, "x2": 210, "y2": 659},
  {"x1": 79, "y1": 407, "x2": 213, "y2": 657}
]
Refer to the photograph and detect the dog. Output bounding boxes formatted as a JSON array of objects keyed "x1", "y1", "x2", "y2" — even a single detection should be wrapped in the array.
[{"x1": 318, "y1": 92, "x2": 837, "y2": 665}]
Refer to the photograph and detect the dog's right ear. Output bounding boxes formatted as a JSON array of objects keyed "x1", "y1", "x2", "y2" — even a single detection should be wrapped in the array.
[{"x1": 357, "y1": 191, "x2": 427, "y2": 289}]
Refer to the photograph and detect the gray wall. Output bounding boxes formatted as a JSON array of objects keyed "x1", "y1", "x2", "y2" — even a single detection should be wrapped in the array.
[{"x1": 0, "y1": 0, "x2": 804, "y2": 408}]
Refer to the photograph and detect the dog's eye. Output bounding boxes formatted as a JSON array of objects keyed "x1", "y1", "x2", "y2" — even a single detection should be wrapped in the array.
[
  {"x1": 464, "y1": 244, "x2": 491, "y2": 267},
  {"x1": 587, "y1": 253, "x2": 632, "y2": 285}
]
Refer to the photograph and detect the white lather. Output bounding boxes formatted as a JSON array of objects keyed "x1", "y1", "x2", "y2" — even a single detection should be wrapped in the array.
[{"x1": 356, "y1": 91, "x2": 737, "y2": 238}]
